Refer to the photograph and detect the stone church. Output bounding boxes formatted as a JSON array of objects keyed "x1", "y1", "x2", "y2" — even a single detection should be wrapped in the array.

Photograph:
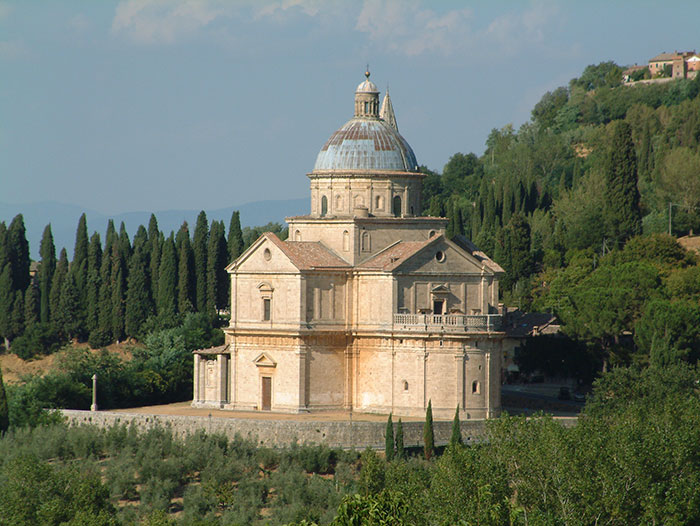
[{"x1": 193, "y1": 72, "x2": 505, "y2": 419}]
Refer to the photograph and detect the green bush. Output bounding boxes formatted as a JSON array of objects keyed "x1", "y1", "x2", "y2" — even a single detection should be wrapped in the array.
[{"x1": 11, "y1": 323, "x2": 65, "y2": 360}]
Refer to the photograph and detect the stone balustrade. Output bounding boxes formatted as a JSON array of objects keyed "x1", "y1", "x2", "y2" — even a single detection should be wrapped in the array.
[{"x1": 393, "y1": 313, "x2": 502, "y2": 332}]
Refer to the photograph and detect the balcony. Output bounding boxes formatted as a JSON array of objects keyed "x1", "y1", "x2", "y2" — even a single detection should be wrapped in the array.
[{"x1": 393, "y1": 313, "x2": 502, "y2": 333}]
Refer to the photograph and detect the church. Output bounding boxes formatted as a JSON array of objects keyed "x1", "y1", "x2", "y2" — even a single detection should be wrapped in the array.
[{"x1": 193, "y1": 71, "x2": 505, "y2": 419}]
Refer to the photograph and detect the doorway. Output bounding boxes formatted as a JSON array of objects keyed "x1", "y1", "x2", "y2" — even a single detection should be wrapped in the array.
[
  {"x1": 261, "y1": 376, "x2": 272, "y2": 411},
  {"x1": 433, "y1": 299, "x2": 445, "y2": 315}
]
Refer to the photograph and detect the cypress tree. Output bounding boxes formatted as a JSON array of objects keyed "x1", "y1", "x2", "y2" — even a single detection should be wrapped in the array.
[
  {"x1": 207, "y1": 220, "x2": 228, "y2": 316},
  {"x1": 157, "y1": 234, "x2": 178, "y2": 319},
  {"x1": 71, "y1": 213, "x2": 89, "y2": 298},
  {"x1": 423, "y1": 400, "x2": 435, "y2": 460},
  {"x1": 385, "y1": 413, "x2": 395, "y2": 461},
  {"x1": 177, "y1": 227, "x2": 195, "y2": 314},
  {"x1": 605, "y1": 120, "x2": 641, "y2": 243},
  {"x1": 118, "y1": 222, "x2": 131, "y2": 261},
  {"x1": 450, "y1": 405, "x2": 463, "y2": 447},
  {"x1": 132, "y1": 224, "x2": 148, "y2": 253},
  {"x1": 6, "y1": 215, "x2": 30, "y2": 293},
  {"x1": 228, "y1": 211, "x2": 244, "y2": 263},
  {"x1": 85, "y1": 233, "x2": 102, "y2": 333},
  {"x1": 105, "y1": 220, "x2": 117, "y2": 251},
  {"x1": 38, "y1": 224, "x2": 56, "y2": 323},
  {"x1": 446, "y1": 201, "x2": 456, "y2": 239},
  {"x1": 56, "y1": 272, "x2": 82, "y2": 340},
  {"x1": 111, "y1": 243, "x2": 127, "y2": 342},
  {"x1": 0, "y1": 366, "x2": 8, "y2": 433},
  {"x1": 49, "y1": 249, "x2": 69, "y2": 326},
  {"x1": 148, "y1": 215, "x2": 161, "y2": 305},
  {"x1": 23, "y1": 282, "x2": 39, "y2": 328},
  {"x1": 395, "y1": 418, "x2": 405, "y2": 459},
  {"x1": 125, "y1": 245, "x2": 153, "y2": 338},
  {"x1": 193, "y1": 211, "x2": 209, "y2": 313},
  {"x1": 0, "y1": 264, "x2": 13, "y2": 349}
]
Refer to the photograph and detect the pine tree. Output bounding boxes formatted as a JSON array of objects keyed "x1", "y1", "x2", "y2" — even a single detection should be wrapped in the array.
[
  {"x1": 193, "y1": 211, "x2": 209, "y2": 313},
  {"x1": 423, "y1": 400, "x2": 435, "y2": 460},
  {"x1": 6, "y1": 215, "x2": 30, "y2": 293},
  {"x1": 450, "y1": 405, "x2": 463, "y2": 448},
  {"x1": 49, "y1": 249, "x2": 69, "y2": 326},
  {"x1": 23, "y1": 282, "x2": 39, "y2": 328},
  {"x1": 395, "y1": 418, "x2": 405, "y2": 459},
  {"x1": 207, "y1": 220, "x2": 228, "y2": 317},
  {"x1": 177, "y1": 226, "x2": 195, "y2": 314},
  {"x1": 157, "y1": 234, "x2": 178, "y2": 319},
  {"x1": 125, "y1": 245, "x2": 153, "y2": 338},
  {"x1": 38, "y1": 224, "x2": 56, "y2": 323},
  {"x1": 228, "y1": 211, "x2": 244, "y2": 263},
  {"x1": 605, "y1": 120, "x2": 642, "y2": 243},
  {"x1": 385, "y1": 413, "x2": 395, "y2": 461},
  {"x1": 0, "y1": 365, "x2": 8, "y2": 433},
  {"x1": 85, "y1": 233, "x2": 102, "y2": 333}
]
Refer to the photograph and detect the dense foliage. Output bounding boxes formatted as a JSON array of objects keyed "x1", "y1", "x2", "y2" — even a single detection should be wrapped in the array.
[{"x1": 0, "y1": 362, "x2": 697, "y2": 525}]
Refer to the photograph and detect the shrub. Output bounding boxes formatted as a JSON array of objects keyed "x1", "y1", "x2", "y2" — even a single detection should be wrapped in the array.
[{"x1": 11, "y1": 323, "x2": 65, "y2": 360}]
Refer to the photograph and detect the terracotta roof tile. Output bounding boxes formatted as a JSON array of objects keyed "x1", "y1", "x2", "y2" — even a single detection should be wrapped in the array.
[
  {"x1": 265, "y1": 233, "x2": 350, "y2": 270},
  {"x1": 357, "y1": 240, "x2": 433, "y2": 270}
]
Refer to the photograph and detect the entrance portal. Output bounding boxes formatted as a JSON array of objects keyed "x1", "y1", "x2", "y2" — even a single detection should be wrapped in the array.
[{"x1": 261, "y1": 376, "x2": 272, "y2": 411}]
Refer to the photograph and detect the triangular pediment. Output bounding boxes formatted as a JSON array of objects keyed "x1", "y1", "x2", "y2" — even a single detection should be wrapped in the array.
[
  {"x1": 253, "y1": 352, "x2": 277, "y2": 368},
  {"x1": 393, "y1": 236, "x2": 496, "y2": 275},
  {"x1": 431, "y1": 284, "x2": 450, "y2": 294},
  {"x1": 227, "y1": 233, "x2": 299, "y2": 274}
]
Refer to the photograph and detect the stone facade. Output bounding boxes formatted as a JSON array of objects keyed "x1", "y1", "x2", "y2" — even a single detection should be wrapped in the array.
[{"x1": 193, "y1": 72, "x2": 506, "y2": 420}]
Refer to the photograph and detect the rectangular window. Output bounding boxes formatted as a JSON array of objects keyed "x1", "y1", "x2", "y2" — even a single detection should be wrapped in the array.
[{"x1": 263, "y1": 298, "x2": 271, "y2": 321}]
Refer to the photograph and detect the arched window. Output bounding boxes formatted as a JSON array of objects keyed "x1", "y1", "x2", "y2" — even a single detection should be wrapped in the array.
[
  {"x1": 354, "y1": 195, "x2": 364, "y2": 207},
  {"x1": 392, "y1": 195, "x2": 402, "y2": 217},
  {"x1": 336, "y1": 195, "x2": 343, "y2": 211},
  {"x1": 403, "y1": 380, "x2": 409, "y2": 391},
  {"x1": 375, "y1": 195, "x2": 384, "y2": 210},
  {"x1": 472, "y1": 381, "x2": 480, "y2": 395},
  {"x1": 343, "y1": 230, "x2": 350, "y2": 251},
  {"x1": 321, "y1": 195, "x2": 328, "y2": 217},
  {"x1": 294, "y1": 230, "x2": 302, "y2": 241}
]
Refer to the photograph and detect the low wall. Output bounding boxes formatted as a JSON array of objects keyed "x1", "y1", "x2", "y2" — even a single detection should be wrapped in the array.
[{"x1": 60, "y1": 410, "x2": 577, "y2": 449}]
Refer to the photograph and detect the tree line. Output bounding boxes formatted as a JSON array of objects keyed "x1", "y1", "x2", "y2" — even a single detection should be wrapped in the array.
[
  {"x1": 0, "y1": 210, "x2": 254, "y2": 355},
  {"x1": 424, "y1": 62, "x2": 700, "y2": 374}
]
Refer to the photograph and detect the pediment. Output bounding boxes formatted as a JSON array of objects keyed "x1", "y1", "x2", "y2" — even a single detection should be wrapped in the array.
[
  {"x1": 253, "y1": 352, "x2": 277, "y2": 368},
  {"x1": 431, "y1": 284, "x2": 450, "y2": 294},
  {"x1": 229, "y1": 234, "x2": 299, "y2": 274},
  {"x1": 395, "y1": 238, "x2": 492, "y2": 275}
]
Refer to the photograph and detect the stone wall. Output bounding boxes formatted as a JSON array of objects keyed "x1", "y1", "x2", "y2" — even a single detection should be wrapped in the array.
[{"x1": 60, "y1": 410, "x2": 577, "y2": 449}]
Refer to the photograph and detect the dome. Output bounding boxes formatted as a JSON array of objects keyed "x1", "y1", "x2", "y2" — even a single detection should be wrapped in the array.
[
  {"x1": 313, "y1": 118, "x2": 419, "y2": 172},
  {"x1": 356, "y1": 79, "x2": 378, "y2": 93}
]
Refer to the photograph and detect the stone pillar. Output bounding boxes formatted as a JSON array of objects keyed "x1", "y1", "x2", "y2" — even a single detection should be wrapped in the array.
[
  {"x1": 90, "y1": 374, "x2": 98, "y2": 411},
  {"x1": 193, "y1": 355, "x2": 200, "y2": 403},
  {"x1": 217, "y1": 354, "x2": 228, "y2": 405},
  {"x1": 296, "y1": 347, "x2": 307, "y2": 411},
  {"x1": 455, "y1": 351, "x2": 465, "y2": 410}
]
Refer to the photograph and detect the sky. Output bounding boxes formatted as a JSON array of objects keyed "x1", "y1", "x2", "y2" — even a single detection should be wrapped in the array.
[{"x1": 2, "y1": 0, "x2": 700, "y2": 216}]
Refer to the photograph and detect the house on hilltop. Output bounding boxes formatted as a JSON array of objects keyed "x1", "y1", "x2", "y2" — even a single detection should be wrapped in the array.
[
  {"x1": 648, "y1": 51, "x2": 698, "y2": 79},
  {"x1": 192, "y1": 71, "x2": 506, "y2": 420}
]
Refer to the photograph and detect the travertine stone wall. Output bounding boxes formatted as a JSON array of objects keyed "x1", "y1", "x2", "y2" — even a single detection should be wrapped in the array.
[{"x1": 60, "y1": 410, "x2": 577, "y2": 449}]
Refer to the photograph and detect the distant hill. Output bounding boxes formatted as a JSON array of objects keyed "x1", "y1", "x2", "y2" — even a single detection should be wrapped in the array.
[{"x1": 0, "y1": 198, "x2": 307, "y2": 259}]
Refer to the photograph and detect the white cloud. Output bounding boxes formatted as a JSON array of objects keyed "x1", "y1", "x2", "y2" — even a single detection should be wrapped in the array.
[
  {"x1": 112, "y1": 0, "x2": 235, "y2": 44},
  {"x1": 355, "y1": 0, "x2": 561, "y2": 58},
  {"x1": 254, "y1": 0, "x2": 324, "y2": 19}
]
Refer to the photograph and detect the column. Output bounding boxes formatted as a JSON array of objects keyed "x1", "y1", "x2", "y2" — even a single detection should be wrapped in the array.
[
  {"x1": 193, "y1": 355, "x2": 200, "y2": 403},
  {"x1": 217, "y1": 354, "x2": 228, "y2": 404},
  {"x1": 455, "y1": 350, "x2": 465, "y2": 410}
]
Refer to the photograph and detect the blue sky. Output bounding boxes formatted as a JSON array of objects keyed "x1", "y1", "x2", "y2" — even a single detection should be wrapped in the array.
[{"x1": 2, "y1": 0, "x2": 699, "y2": 216}]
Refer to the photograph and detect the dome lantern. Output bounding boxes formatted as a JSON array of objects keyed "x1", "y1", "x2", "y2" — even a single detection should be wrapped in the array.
[{"x1": 354, "y1": 70, "x2": 379, "y2": 118}]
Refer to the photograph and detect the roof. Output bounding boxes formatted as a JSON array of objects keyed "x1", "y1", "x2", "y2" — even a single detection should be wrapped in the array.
[
  {"x1": 313, "y1": 118, "x2": 418, "y2": 172},
  {"x1": 452, "y1": 235, "x2": 505, "y2": 274},
  {"x1": 357, "y1": 240, "x2": 432, "y2": 271},
  {"x1": 193, "y1": 344, "x2": 229, "y2": 355},
  {"x1": 505, "y1": 311, "x2": 560, "y2": 338},
  {"x1": 265, "y1": 233, "x2": 350, "y2": 270},
  {"x1": 649, "y1": 52, "x2": 682, "y2": 62},
  {"x1": 379, "y1": 90, "x2": 398, "y2": 131}
]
